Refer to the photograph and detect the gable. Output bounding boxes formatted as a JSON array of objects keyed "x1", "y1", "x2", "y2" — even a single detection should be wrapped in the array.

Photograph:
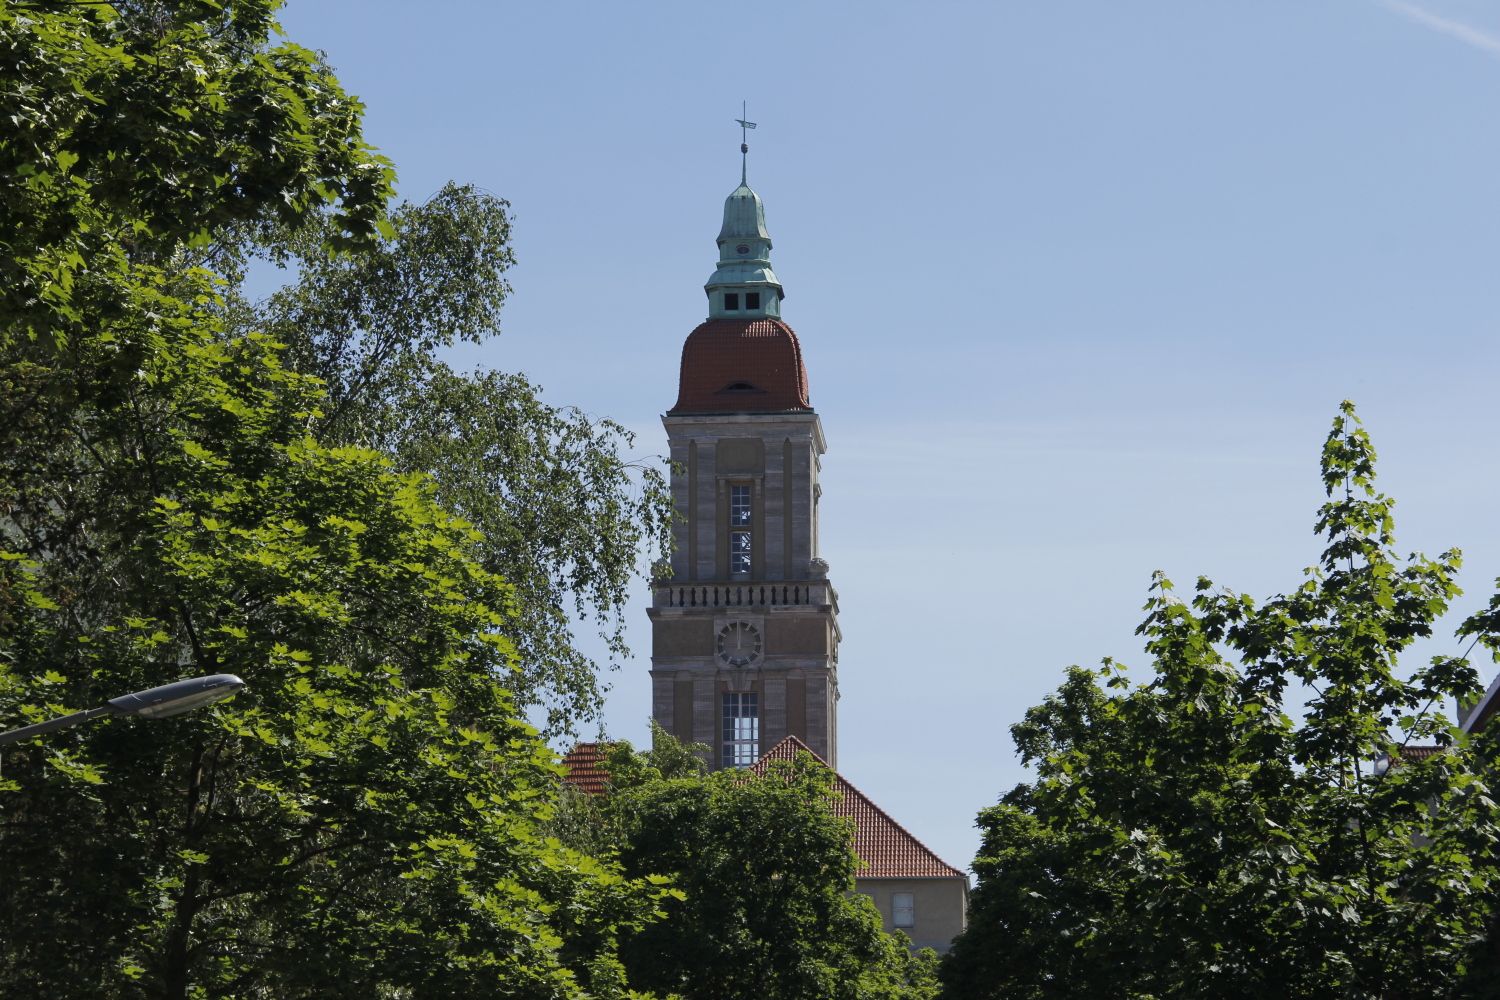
[{"x1": 753, "y1": 736, "x2": 965, "y2": 879}]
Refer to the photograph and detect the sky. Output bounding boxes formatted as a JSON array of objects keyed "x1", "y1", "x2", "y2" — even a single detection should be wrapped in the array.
[{"x1": 273, "y1": 0, "x2": 1500, "y2": 872}]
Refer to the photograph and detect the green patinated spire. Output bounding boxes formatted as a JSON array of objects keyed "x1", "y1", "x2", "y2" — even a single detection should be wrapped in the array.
[{"x1": 706, "y1": 117, "x2": 782, "y2": 320}]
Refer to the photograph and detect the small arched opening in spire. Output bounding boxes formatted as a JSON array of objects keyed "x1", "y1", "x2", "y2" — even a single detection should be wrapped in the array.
[{"x1": 715, "y1": 381, "x2": 769, "y2": 396}]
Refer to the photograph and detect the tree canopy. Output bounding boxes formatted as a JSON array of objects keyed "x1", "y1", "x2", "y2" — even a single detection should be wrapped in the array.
[
  {"x1": 942, "y1": 403, "x2": 1500, "y2": 999},
  {"x1": 0, "y1": 3, "x2": 668, "y2": 996},
  {"x1": 203, "y1": 185, "x2": 674, "y2": 738},
  {"x1": 551, "y1": 726, "x2": 941, "y2": 1000}
]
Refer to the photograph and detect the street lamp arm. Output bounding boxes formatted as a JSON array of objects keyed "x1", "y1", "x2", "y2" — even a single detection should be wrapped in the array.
[
  {"x1": 0, "y1": 706, "x2": 113, "y2": 747},
  {"x1": 0, "y1": 674, "x2": 245, "y2": 748}
]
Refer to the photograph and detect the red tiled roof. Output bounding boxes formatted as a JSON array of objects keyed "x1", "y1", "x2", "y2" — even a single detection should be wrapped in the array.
[
  {"x1": 1399, "y1": 746, "x2": 1444, "y2": 762},
  {"x1": 753, "y1": 736, "x2": 965, "y2": 879},
  {"x1": 669, "y1": 318, "x2": 812, "y2": 414},
  {"x1": 561, "y1": 742, "x2": 610, "y2": 796}
]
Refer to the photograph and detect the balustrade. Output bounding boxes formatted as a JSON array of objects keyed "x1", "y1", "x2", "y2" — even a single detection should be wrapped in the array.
[{"x1": 653, "y1": 582, "x2": 835, "y2": 609}]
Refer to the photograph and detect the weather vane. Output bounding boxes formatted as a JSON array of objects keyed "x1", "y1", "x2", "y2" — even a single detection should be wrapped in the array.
[
  {"x1": 735, "y1": 101, "x2": 757, "y2": 182},
  {"x1": 736, "y1": 100, "x2": 756, "y2": 154}
]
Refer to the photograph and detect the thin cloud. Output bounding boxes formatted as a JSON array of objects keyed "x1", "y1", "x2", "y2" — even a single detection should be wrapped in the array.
[{"x1": 1376, "y1": 0, "x2": 1500, "y2": 57}]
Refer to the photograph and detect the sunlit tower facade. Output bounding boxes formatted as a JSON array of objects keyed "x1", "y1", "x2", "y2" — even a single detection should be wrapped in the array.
[{"x1": 647, "y1": 150, "x2": 840, "y2": 769}]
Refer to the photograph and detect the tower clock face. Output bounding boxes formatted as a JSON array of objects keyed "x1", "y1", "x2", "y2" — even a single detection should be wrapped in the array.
[{"x1": 717, "y1": 621, "x2": 762, "y2": 667}]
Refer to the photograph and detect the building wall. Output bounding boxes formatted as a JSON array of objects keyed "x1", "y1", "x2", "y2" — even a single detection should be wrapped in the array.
[
  {"x1": 853, "y1": 876, "x2": 969, "y2": 953},
  {"x1": 650, "y1": 411, "x2": 841, "y2": 769}
]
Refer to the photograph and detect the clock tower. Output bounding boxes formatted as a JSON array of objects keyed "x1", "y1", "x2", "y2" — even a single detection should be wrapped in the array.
[{"x1": 647, "y1": 159, "x2": 840, "y2": 769}]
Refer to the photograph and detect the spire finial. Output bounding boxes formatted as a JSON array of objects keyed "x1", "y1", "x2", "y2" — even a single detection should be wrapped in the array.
[{"x1": 735, "y1": 101, "x2": 756, "y2": 184}]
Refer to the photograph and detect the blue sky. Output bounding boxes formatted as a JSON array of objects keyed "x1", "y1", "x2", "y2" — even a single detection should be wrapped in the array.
[{"x1": 276, "y1": 0, "x2": 1500, "y2": 871}]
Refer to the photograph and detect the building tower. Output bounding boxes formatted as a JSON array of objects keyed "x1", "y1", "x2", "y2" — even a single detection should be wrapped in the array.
[{"x1": 648, "y1": 163, "x2": 840, "y2": 769}]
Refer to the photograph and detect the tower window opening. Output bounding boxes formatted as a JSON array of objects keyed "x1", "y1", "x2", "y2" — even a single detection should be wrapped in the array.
[
  {"x1": 745, "y1": 292, "x2": 761, "y2": 310},
  {"x1": 730, "y1": 485, "x2": 751, "y2": 526},
  {"x1": 722, "y1": 693, "x2": 759, "y2": 768},
  {"x1": 730, "y1": 530, "x2": 751, "y2": 575},
  {"x1": 724, "y1": 292, "x2": 740, "y2": 310},
  {"x1": 893, "y1": 892, "x2": 915, "y2": 928}
]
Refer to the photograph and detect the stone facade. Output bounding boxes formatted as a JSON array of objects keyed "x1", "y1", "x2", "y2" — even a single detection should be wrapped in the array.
[
  {"x1": 648, "y1": 411, "x2": 840, "y2": 768},
  {"x1": 649, "y1": 167, "x2": 841, "y2": 772},
  {"x1": 854, "y1": 877, "x2": 969, "y2": 954}
]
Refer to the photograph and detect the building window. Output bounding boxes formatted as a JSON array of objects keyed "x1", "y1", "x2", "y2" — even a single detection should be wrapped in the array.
[
  {"x1": 724, "y1": 292, "x2": 740, "y2": 310},
  {"x1": 730, "y1": 531, "x2": 751, "y2": 575},
  {"x1": 730, "y1": 485, "x2": 751, "y2": 526},
  {"x1": 729, "y1": 485, "x2": 751, "y2": 574},
  {"x1": 892, "y1": 892, "x2": 915, "y2": 928},
  {"x1": 723, "y1": 693, "x2": 759, "y2": 767},
  {"x1": 745, "y1": 291, "x2": 761, "y2": 309}
]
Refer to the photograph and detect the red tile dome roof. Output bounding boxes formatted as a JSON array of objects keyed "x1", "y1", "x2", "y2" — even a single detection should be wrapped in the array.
[{"x1": 669, "y1": 318, "x2": 811, "y2": 414}]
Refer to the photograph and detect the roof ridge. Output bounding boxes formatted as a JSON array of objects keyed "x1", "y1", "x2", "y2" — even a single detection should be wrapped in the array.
[
  {"x1": 758, "y1": 734, "x2": 828, "y2": 765},
  {"x1": 753, "y1": 736, "x2": 964, "y2": 879},
  {"x1": 830, "y1": 771, "x2": 965, "y2": 878}
]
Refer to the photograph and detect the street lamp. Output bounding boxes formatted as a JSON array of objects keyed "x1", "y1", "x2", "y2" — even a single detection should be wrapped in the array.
[{"x1": 0, "y1": 674, "x2": 246, "y2": 747}]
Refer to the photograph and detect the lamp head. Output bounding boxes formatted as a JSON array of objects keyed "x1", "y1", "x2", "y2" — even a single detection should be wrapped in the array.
[{"x1": 108, "y1": 674, "x2": 245, "y2": 719}]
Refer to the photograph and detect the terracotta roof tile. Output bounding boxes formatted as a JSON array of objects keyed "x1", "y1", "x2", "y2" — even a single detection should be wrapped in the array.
[
  {"x1": 1398, "y1": 745, "x2": 1444, "y2": 762},
  {"x1": 669, "y1": 318, "x2": 811, "y2": 414},
  {"x1": 753, "y1": 737, "x2": 965, "y2": 879},
  {"x1": 561, "y1": 742, "x2": 610, "y2": 796}
]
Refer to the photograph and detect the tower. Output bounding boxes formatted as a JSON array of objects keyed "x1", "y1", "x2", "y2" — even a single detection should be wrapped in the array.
[{"x1": 648, "y1": 161, "x2": 840, "y2": 769}]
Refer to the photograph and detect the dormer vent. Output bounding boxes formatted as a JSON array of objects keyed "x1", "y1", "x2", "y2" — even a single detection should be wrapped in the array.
[{"x1": 716, "y1": 381, "x2": 768, "y2": 395}]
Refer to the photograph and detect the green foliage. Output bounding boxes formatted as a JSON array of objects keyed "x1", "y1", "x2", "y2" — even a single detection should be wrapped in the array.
[
  {"x1": 1, "y1": 268, "x2": 667, "y2": 997},
  {"x1": 589, "y1": 736, "x2": 938, "y2": 1000},
  {"x1": 0, "y1": 0, "x2": 394, "y2": 345},
  {"x1": 943, "y1": 402, "x2": 1500, "y2": 999},
  {"x1": 603, "y1": 719, "x2": 711, "y2": 789},
  {"x1": 204, "y1": 184, "x2": 675, "y2": 738},
  {"x1": 0, "y1": 4, "x2": 668, "y2": 996},
  {"x1": 544, "y1": 721, "x2": 709, "y2": 860}
]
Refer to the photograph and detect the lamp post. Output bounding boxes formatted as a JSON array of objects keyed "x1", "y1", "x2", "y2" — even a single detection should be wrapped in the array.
[{"x1": 0, "y1": 674, "x2": 246, "y2": 747}]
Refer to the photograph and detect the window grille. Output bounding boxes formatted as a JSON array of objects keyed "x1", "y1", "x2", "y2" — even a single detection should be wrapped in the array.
[
  {"x1": 730, "y1": 531, "x2": 751, "y2": 576},
  {"x1": 730, "y1": 485, "x2": 751, "y2": 526},
  {"x1": 722, "y1": 693, "x2": 759, "y2": 768}
]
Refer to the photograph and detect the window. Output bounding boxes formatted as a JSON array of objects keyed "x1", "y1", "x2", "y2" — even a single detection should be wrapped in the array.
[
  {"x1": 724, "y1": 292, "x2": 740, "y2": 310},
  {"x1": 722, "y1": 693, "x2": 759, "y2": 767},
  {"x1": 730, "y1": 484, "x2": 750, "y2": 574},
  {"x1": 892, "y1": 892, "x2": 915, "y2": 928},
  {"x1": 745, "y1": 291, "x2": 761, "y2": 310},
  {"x1": 730, "y1": 485, "x2": 751, "y2": 525},
  {"x1": 730, "y1": 531, "x2": 751, "y2": 575}
]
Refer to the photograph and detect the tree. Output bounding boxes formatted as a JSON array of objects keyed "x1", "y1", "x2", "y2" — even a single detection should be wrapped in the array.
[
  {"x1": 565, "y1": 729, "x2": 940, "y2": 1000},
  {"x1": 203, "y1": 184, "x2": 674, "y2": 739},
  {"x1": 0, "y1": 0, "x2": 393, "y2": 344},
  {"x1": 942, "y1": 402, "x2": 1500, "y2": 1000},
  {"x1": 0, "y1": 3, "x2": 666, "y2": 996}
]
